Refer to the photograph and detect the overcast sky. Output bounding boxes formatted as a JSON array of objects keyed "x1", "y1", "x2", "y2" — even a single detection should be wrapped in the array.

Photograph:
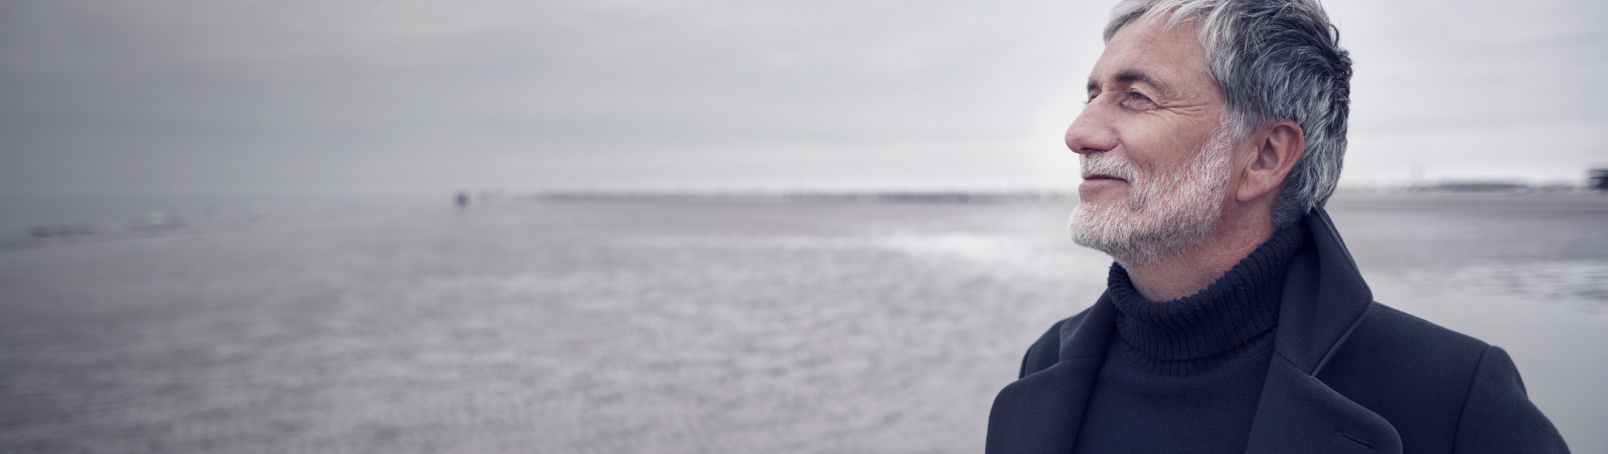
[{"x1": 2, "y1": 0, "x2": 1604, "y2": 198}]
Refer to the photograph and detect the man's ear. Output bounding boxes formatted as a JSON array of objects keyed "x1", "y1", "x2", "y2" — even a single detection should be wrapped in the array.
[{"x1": 1236, "y1": 120, "x2": 1304, "y2": 203}]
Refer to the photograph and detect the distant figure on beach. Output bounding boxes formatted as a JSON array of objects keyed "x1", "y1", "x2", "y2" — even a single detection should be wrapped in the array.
[
  {"x1": 455, "y1": 192, "x2": 470, "y2": 208},
  {"x1": 985, "y1": 1, "x2": 1568, "y2": 453}
]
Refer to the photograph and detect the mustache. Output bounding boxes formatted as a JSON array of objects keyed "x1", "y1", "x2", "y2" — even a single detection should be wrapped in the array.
[{"x1": 1080, "y1": 153, "x2": 1136, "y2": 181}]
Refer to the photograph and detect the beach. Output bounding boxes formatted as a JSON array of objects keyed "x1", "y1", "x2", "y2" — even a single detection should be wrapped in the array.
[{"x1": 3, "y1": 192, "x2": 1605, "y2": 453}]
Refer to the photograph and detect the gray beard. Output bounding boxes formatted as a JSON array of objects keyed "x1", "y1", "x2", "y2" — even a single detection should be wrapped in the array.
[{"x1": 1068, "y1": 128, "x2": 1236, "y2": 267}]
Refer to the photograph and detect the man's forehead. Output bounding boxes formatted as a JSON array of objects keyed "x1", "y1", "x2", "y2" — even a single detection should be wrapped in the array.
[{"x1": 1086, "y1": 15, "x2": 1205, "y2": 93}]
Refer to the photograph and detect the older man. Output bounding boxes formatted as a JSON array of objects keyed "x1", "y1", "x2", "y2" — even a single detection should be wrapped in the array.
[{"x1": 986, "y1": 0, "x2": 1568, "y2": 453}]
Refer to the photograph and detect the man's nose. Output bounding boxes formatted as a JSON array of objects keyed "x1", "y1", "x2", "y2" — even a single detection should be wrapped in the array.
[{"x1": 1065, "y1": 101, "x2": 1117, "y2": 155}]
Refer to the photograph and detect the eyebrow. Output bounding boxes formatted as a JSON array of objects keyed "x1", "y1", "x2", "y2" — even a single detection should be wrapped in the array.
[{"x1": 1087, "y1": 70, "x2": 1171, "y2": 97}]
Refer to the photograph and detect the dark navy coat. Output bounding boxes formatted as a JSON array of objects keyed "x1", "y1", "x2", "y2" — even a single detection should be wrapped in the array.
[{"x1": 986, "y1": 208, "x2": 1569, "y2": 453}]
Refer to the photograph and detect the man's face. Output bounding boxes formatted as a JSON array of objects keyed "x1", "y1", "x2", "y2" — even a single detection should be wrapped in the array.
[{"x1": 1066, "y1": 16, "x2": 1237, "y2": 264}]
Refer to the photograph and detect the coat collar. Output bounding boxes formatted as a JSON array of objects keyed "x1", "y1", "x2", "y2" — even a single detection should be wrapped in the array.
[
  {"x1": 1269, "y1": 207, "x2": 1375, "y2": 375},
  {"x1": 986, "y1": 208, "x2": 1401, "y2": 454},
  {"x1": 1245, "y1": 207, "x2": 1401, "y2": 453}
]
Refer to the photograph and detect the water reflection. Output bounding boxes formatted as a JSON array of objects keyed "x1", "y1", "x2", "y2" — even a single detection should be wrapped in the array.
[{"x1": 0, "y1": 193, "x2": 1603, "y2": 452}]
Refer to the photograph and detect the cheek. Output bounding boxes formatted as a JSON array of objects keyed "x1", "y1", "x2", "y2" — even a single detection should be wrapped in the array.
[
  {"x1": 1110, "y1": 128, "x2": 1171, "y2": 179},
  {"x1": 1123, "y1": 119, "x2": 1217, "y2": 177}
]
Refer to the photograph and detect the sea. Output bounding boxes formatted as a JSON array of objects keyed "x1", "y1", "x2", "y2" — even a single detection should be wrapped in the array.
[{"x1": 2, "y1": 191, "x2": 1604, "y2": 453}]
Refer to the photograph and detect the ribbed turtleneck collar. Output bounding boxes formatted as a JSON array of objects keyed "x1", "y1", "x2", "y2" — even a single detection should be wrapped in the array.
[{"x1": 1106, "y1": 224, "x2": 1307, "y2": 376}]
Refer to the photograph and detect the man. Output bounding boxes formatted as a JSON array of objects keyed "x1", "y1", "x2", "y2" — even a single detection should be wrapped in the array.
[{"x1": 985, "y1": 0, "x2": 1569, "y2": 453}]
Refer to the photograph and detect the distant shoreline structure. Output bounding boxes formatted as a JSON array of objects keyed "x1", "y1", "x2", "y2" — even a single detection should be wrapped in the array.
[
  {"x1": 6, "y1": 177, "x2": 1605, "y2": 249},
  {"x1": 1407, "y1": 179, "x2": 1561, "y2": 194},
  {"x1": 1381, "y1": 175, "x2": 1605, "y2": 194},
  {"x1": 533, "y1": 186, "x2": 1608, "y2": 206},
  {"x1": 538, "y1": 190, "x2": 1075, "y2": 204},
  {"x1": 1384, "y1": 166, "x2": 1608, "y2": 194}
]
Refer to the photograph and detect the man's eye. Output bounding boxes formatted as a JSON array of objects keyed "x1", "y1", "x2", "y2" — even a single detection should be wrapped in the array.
[{"x1": 1121, "y1": 91, "x2": 1155, "y2": 109}]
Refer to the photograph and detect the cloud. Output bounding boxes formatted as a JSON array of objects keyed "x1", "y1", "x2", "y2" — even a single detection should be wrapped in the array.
[{"x1": 1, "y1": 0, "x2": 1603, "y2": 196}]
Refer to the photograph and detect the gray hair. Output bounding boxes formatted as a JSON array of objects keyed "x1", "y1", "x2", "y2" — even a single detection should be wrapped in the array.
[{"x1": 1104, "y1": 0, "x2": 1352, "y2": 229}]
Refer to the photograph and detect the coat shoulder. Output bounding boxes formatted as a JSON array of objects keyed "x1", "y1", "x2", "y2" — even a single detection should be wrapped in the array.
[
  {"x1": 1316, "y1": 302, "x2": 1488, "y2": 416},
  {"x1": 1316, "y1": 302, "x2": 1567, "y2": 453},
  {"x1": 1330, "y1": 302, "x2": 1490, "y2": 369},
  {"x1": 1018, "y1": 310, "x2": 1088, "y2": 379}
]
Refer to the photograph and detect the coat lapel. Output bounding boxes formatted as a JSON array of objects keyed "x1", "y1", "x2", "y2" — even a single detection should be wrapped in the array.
[
  {"x1": 1246, "y1": 357, "x2": 1403, "y2": 453},
  {"x1": 1246, "y1": 207, "x2": 1400, "y2": 453},
  {"x1": 985, "y1": 295, "x2": 1117, "y2": 453}
]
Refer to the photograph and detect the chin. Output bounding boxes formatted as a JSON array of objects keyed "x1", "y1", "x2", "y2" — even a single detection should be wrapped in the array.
[
  {"x1": 1071, "y1": 201, "x2": 1155, "y2": 265},
  {"x1": 1071, "y1": 190, "x2": 1230, "y2": 267}
]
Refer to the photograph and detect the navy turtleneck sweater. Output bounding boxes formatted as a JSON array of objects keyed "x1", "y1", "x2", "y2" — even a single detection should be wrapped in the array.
[{"x1": 1070, "y1": 225, "x2": 1307, "y2": 454}]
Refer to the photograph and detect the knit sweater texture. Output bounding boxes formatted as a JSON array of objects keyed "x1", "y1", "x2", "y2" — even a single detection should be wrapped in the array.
[{"x1": 1070, "y1": 225, "x2": 1307, "y2": 454}]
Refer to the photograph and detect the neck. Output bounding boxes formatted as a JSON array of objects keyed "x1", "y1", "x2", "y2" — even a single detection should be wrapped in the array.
[{"x1": 1120, "y1": 207, "x2": 1275, "y2": 301}]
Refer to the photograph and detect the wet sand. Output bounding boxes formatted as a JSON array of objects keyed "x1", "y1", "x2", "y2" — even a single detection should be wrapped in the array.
[{"x1": 2, "y1": 192, "x2": 1604, "y2": 452}]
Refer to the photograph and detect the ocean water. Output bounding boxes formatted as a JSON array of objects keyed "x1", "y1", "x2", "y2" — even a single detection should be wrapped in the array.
[
  {"x1": 0, "y1": 194, "x2": 434, "y2": 245},
  {"x1": 1, "y1": 193, "x2": 1604, "y2": 453}
]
